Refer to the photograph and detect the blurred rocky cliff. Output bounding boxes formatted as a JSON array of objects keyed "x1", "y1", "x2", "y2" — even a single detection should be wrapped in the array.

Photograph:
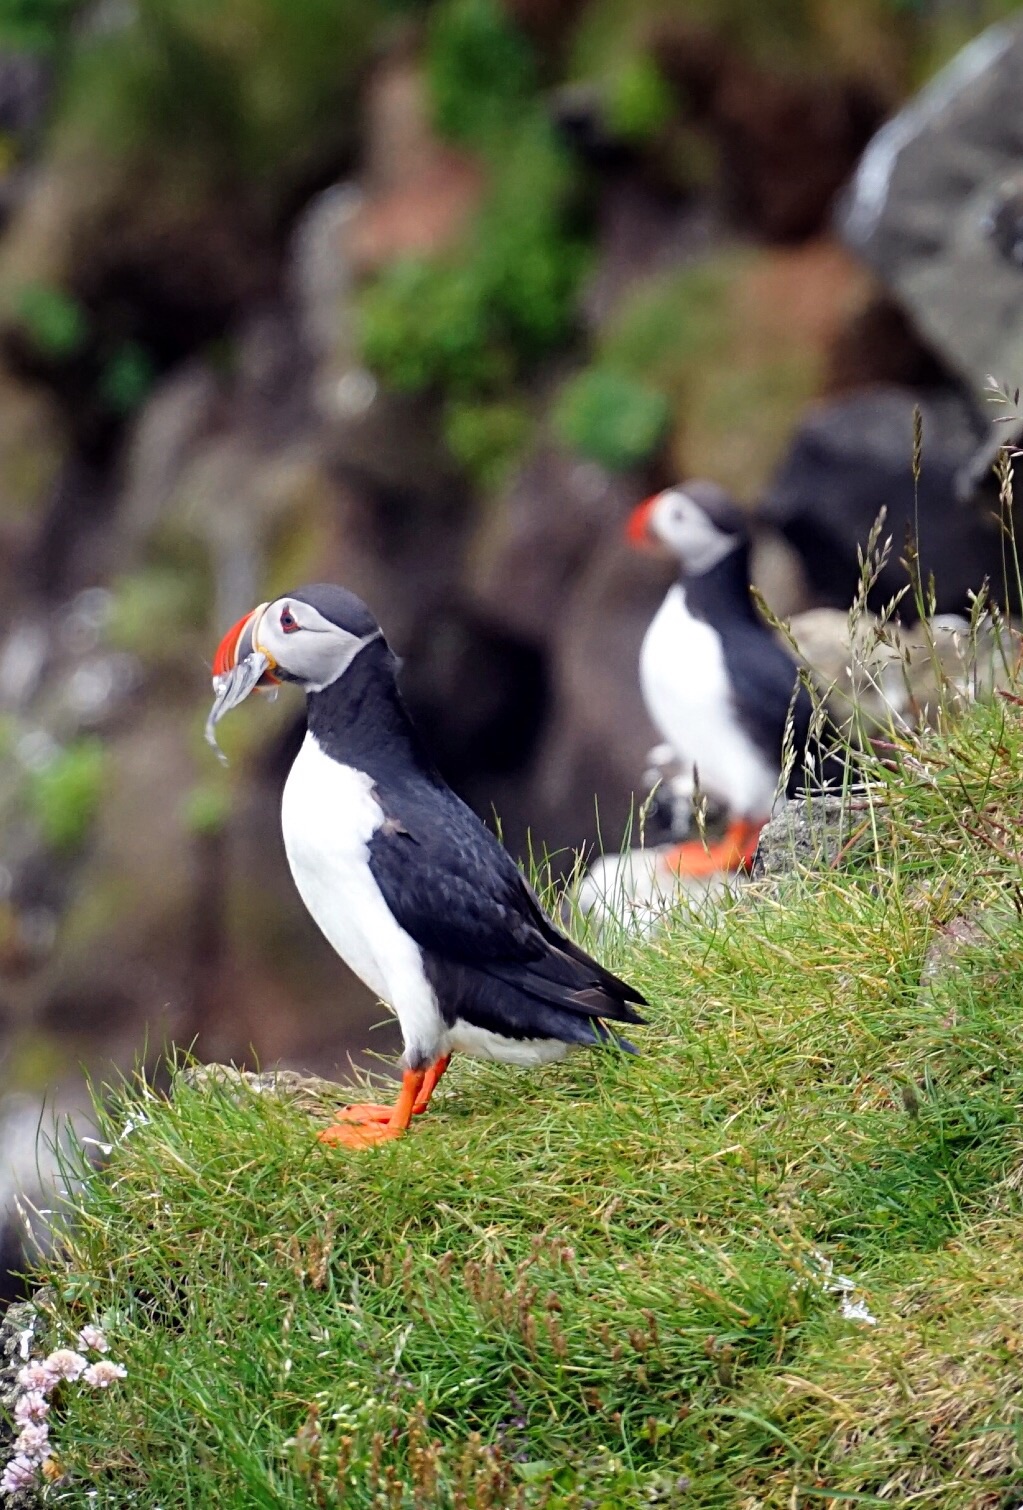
[{"x1": 0, "y1": 0, "x2": 1021, "y2": 1289}]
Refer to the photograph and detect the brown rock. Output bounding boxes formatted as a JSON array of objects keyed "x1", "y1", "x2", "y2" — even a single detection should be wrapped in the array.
[
  {"x1": 469, "y1": 443, "x2": 664, "y2": 648},
  {"x1": 713, "y1": 61, "x2": 883, "y2": 242},
  {"x1": 343, "y1": 58, "x2": 485, "y2": 277}
]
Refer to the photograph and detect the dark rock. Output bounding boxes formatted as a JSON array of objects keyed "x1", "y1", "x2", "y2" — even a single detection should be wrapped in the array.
[
  {"x1": 712, "y1": 59, "x2": 884, "y2": 242},
  {"x1": 760, "y1": 386, "x2": 1003, "y2": 617},
  {"x1": 515, "y1": 540, "x2": 664, "y2": 860},
  {"x1": 824, "y1": 293, "x2": 949, "y2": 396},
  {"x1": 470, "y1": 443, "x2": 664, "y2": 648},
  {"x1": 838, "y1": 19, "x2": 1023, "y2": 406}
]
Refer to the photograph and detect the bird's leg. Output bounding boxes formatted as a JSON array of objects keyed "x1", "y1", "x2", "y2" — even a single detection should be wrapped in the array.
[
  {"x1": 319, "y1": 1068, "x2": 426, "y2": 1148},
  {"x1": 329, "y1": 1054, "x2": 451, "y2": 1126},
  {"x1": 320, "y1": 1054, "x2": 452, "y2": 1146},
  {"x1": 665, "y1": 818, "x2": 765, "y2": 878},
  {"x1": 412, "y1": 1053, "x2": 450, "y2": 1112}
]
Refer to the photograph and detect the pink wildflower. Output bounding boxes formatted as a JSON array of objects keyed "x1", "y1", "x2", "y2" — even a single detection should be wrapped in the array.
[
  {"x1": 0, "y1": 1454, "x2": 38, "y2": 1492},
  {"x1": 15, "y1": 1360, "x2": 54, "y2": 1393},
  {"x1": 82, "y1": 1360, "x2": 127, "y2": 1388},
  {"x1": 77, "y1": 1324, "x2": 109, "y2": 1354},
  {"x1": 13, "y1": 1422, "x2": 50, "y2": 1462},
  {"x1": 42, "y1": 1347, "x2": 87, "y2": 1381},
  {"x1": 13, "y1": 1391, "x2": 49, "y2": 1425}
]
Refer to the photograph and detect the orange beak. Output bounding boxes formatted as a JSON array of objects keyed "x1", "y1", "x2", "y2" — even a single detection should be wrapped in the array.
[
  {"x1": 211, "y1": 603, "x2": 278, "y2": 683},
  {"x1": 625, "y1": 494, "x2": 659, "y2": 550}
]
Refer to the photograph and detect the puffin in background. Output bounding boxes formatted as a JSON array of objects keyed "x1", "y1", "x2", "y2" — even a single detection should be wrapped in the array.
[
  {"x1": 206, "y1": 584, "x2": 645, "y2": 1147},
  {"x1": 626, "y1": 481, "x2": 840, "y2": 876}
]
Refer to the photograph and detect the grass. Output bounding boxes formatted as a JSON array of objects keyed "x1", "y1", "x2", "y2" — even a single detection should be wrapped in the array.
[{"x1": 6, "y1": 672, "x2": 1023, "y2": 1505}]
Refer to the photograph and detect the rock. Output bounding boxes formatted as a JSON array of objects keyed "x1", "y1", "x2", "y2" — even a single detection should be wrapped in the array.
[
  {"x1": 341, "y1": 57, "x2": 484, "y2": 279},
  {"x1": 176, "y1": 1063, "x2": 351, "y2": 1117},
  {"x1": 470, "y1": 442, "x2": 663, "y2": 647},
  {"x1": 116, "y1": 361, "x2": 223, "y2": 557},
  {"x1": 838, "y1": 19, "x2": 1023, "y2": 409},
  {"x1": 750, "y1": 527, "x2": 812, "y2": 621},
  {"x1": 0, "y1": 367, "x2": 66, "y2": 602},
  {"x1": 514, "y1": 537, "x2": 665, "y2": 858},
  {"x1": 760, "y1": 386, "x2": 1001, "y2": 617},
  {"x1": 711, "y1": 58, "x2": 883, "y2": 242},
  {"x1": 824, "y1": 292, "x2": 949, "y2": 397},
  {"x1": 0, "y1": 1094, "x2": 70, "y2": 1304},
  {"x1": 750, "y1": 793, "x2": 879, "y2": 882},
  {"x1": 789, "y1": 605, "x2": 1018, "y2": 736}
]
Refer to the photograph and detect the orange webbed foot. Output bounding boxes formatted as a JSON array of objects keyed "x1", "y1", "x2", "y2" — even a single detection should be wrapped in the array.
[
  {"x1": 318, "y1": 1120, "x2": 407, "y2": 1148},
  {"x1": 317, "y1": 1057, "x2": 451, "y2": 1152},
  {"x1": 330, "y1": 1103, "x2": 395, "y2": 1125}
]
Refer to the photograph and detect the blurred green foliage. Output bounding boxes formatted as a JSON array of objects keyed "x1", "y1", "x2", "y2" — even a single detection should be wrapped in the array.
[
  {"x1": 0, "y1": 0, "x2": 79, "y2": 52},
  {"x1": 181, "y1": 779, "x2": 232, "y2": 837},
  {"x1": 604, "y1": 54, "x2": 674, "y2": 142},
  {"x1": 443, "y1": 396, "x2": 530, "y2": 491},
  {"x1": 98, "y1": 340, "x2": 156, "y2": 416},
  {"x1": 15, "y1": 281, "x2": 88, "y2": 358},
  {"x1": 56, "y1": 0, "x2": 378, "y2": 205},
  {"x1": 108, "y1": 566, "x2": 208, "y2": 662},
  {"x1": 601, "y1": 260, "x2": 735, "y2": 385},
  {"x1": 360, "y1": 59, "x2": 586, "y2": 395},
  {"x1": 28, "y1": 738, "x2": 105, "y2": 852},
  {"x1": 427, "y1": 0, "x2": 535, "y2": 144},
  {"x1": 553, "y1": 368, "x2": 670, "y2": 472},
  {"x1": 359, "y1": 0, "x2": 588, "y2": 489}
]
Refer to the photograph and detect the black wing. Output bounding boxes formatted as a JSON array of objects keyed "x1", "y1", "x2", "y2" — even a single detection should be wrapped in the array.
[
  {"x1": 719, "y1": 620, "x2": 843, "y2": 798},
  {"x1": 366, "y1": 776, "x2": 645, "y2": 1028}
]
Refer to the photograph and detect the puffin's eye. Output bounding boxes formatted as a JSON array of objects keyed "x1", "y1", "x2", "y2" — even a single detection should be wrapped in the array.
[{"x1": 280, "y1": 606, "x2": 300, "y2": 633}]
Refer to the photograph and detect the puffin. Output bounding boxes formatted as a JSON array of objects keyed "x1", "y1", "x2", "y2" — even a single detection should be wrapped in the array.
[
  {"x1": 626, "y1": 481, "x2": 839, "y2": 876},
  {"x1": 205, "y1": 584, "x2": 645, "y2": 1148}
]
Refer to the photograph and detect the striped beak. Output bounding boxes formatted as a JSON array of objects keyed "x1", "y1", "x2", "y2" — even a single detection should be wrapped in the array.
[
  {"x1": 205, "y1": 602, "x2": 277, "y2": 764},
  {"x1": 625, "y1": 494, "x2": 659, "y2": 548}
]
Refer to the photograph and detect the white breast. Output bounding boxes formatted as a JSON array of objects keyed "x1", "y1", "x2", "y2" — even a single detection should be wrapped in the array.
[
  {"x1": 280, "y1": 734, "x2": 444, "y2": 1067},
  {"x1": 639, "y1": 584, "x2": 778, "y2": 818}
]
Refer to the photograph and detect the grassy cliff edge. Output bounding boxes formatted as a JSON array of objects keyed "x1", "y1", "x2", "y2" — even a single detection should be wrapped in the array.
[{"x1": 6, "y1": 693, "x2": 1023, "y2": 1508}]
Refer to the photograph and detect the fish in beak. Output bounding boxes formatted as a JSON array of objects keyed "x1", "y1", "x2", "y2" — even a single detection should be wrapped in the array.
[
  {"x1": 625, "y1": 494, "x2": 659, "y2": 548},
  {"x1": 205, "y1": 602, "x2": 278, "y2": 764}
]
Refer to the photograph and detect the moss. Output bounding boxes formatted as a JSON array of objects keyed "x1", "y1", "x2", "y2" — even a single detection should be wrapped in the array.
[
  {"x1": 604, "y1": 53, "x2": 674, "y2": 142},
  {"x1": 97, "y1": 339, "x2": 156, "y2": 416},
  {"x1": 0, "y1": 0, "x2": 80, "y2": 53},
  {"x1": 358, "y1": 109, "x2": 586, "y2": 487}
]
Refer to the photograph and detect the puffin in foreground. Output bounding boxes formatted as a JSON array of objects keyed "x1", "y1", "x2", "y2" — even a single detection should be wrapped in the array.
[
  {"x1": 626, "y1": 482, "x2": 840, "y2": 876},
  {"x1": 206, "y1": 585, "x2": 645, "y2": 1147}
]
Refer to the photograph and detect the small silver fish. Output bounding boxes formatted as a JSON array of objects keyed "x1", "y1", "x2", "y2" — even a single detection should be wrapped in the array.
[{"x1": 204, "y1": 650, "x2": 274, "y2": 765}]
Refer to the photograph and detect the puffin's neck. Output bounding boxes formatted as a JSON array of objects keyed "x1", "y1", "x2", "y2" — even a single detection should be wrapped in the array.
[
  {"x1": 304, "y1": 637, "x2": 440, "y2": 783},
  {"x1": 681, "y1": 540, "x2": 758, "y2": 627}
]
